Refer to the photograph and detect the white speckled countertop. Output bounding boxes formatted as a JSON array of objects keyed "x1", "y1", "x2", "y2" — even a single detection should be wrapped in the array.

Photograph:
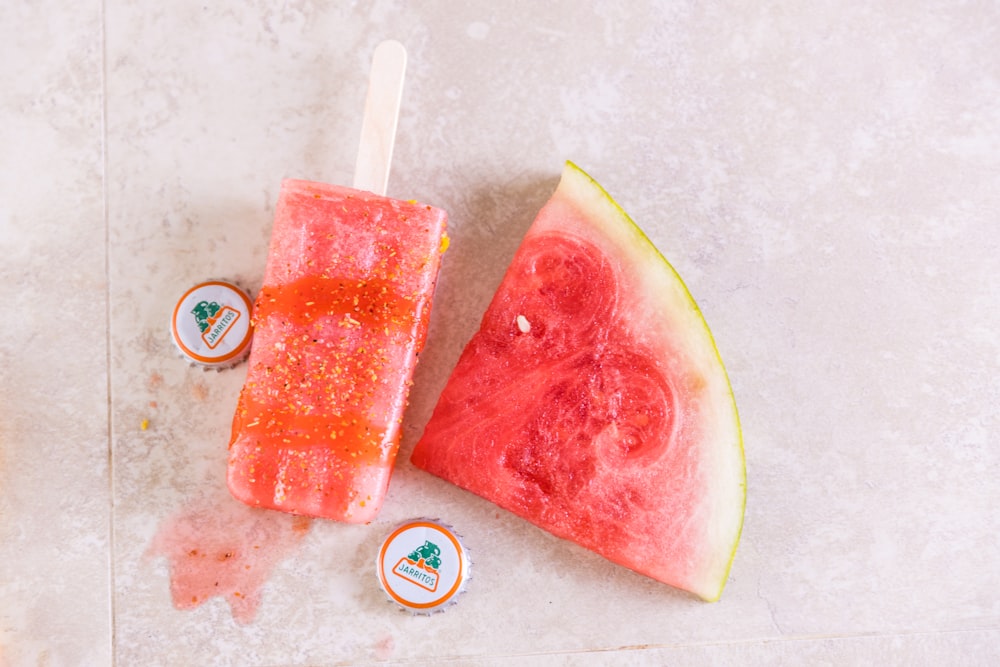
[{"x1": 2, "y1": 1, "x2": 998, "y2": 665}]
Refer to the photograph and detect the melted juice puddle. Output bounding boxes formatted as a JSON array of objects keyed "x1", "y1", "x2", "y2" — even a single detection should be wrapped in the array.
[{"x1": 147, "y1": 496, "x2": 311, "y2": 624}]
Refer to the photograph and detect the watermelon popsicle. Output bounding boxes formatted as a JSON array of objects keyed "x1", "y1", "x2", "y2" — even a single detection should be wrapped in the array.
[{"x1": 227, "y1": 41, "x2": 448, "y2": 523}]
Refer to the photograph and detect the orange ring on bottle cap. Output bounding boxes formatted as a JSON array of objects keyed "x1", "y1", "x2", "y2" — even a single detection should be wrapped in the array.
[
  {"x1": 171, "y1": 280, "x2": 253, "y2": 368},
  {"x1": 376, "y1": 519, "x2": 469, "y2": 613}
]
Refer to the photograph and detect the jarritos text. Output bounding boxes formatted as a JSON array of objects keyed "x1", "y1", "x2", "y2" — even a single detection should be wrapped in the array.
[
  {"x1": 391, "y1": 540, "x2": 442, "y2": 592},
  {"x1": 192, "y1": 300, "x2": 241, "y2": 349}
]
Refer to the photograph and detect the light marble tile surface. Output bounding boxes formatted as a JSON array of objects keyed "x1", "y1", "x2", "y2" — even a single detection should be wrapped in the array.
[
  {"x1": 2, "y1": 0, "x2": 999, "y2": 665},
  {"x1": 0, "y1": 1, "x2": 111, "y2": 665}
]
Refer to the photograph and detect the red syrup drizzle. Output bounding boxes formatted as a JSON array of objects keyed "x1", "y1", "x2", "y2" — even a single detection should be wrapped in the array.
[{"x1": 147, "y1": 496, "x2": 311, "y2": 624}]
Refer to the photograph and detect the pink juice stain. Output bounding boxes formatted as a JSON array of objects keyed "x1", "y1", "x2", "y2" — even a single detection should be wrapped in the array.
[
  {"x1": 373, "y1": 635, "x2": 395, "y2": 661},
  {"x1": 147, "y1": 496, "x2": 311, "y2": 624}
]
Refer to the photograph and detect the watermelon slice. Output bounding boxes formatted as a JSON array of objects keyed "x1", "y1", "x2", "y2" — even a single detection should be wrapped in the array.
[{"x1": 410, "y1": 162, "x2": 744, "y2": 601}]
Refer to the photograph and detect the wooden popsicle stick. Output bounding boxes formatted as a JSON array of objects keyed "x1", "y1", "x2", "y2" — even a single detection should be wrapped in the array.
[{"x1": 353, "y1": 40, "x2": 407, "y2": 196}]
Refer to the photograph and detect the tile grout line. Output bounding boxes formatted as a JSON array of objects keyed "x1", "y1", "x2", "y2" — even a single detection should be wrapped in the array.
[{"x1": 100, "y1": 0, "x2": 116, "y2": 662}]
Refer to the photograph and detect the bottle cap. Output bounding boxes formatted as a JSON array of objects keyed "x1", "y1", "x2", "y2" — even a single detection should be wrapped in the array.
[
  {"x1": 171, "y1": 280, "x2": 253, "y2": 369},
  {"x1": 376, "y1": 519, "x2": 469, "y2": 614}
]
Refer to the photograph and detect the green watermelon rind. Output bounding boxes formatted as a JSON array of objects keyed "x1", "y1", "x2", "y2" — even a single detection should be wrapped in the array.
[{"x1": 556, "y1": 161, "x2": 745, "y2": 601}]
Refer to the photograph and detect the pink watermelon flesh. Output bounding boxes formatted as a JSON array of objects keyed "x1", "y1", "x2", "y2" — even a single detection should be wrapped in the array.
[
  {"x1": 228, "y1": 179, "x2": 447, "y2": 523},
  {"x1": 410, "y1": 162, "x2": 744, "y2": 601}
]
